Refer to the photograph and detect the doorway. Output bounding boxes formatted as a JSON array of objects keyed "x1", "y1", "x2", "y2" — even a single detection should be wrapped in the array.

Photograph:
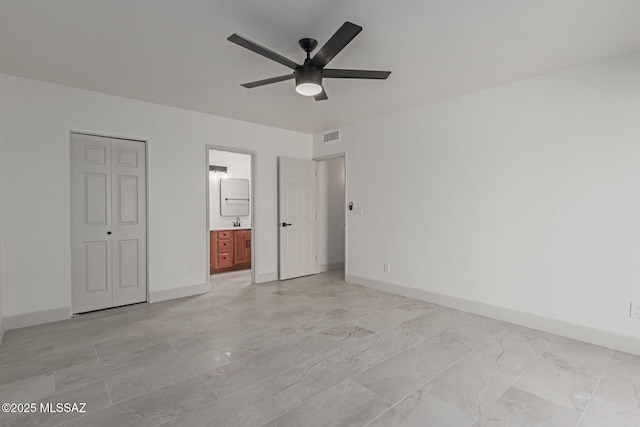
[
  {"x1": 206, "y1": 147, "x2": 256, "y2": 286},
  {"x1": 316, "y1": 156, "x2": 346, "y2": 276},
  {"x1": 277, "y1": 155, "x2": 346, "y2": 280},
  {"x1": 70, "y1": 132, "x2": 148, "y2": 314}
]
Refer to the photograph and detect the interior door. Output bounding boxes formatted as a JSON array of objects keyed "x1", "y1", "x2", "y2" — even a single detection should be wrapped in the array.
[
  {"x1": 71, "y1": 133, "x2": 147, "y2": 314},
  {"x1": 71, "y1": 134, "x2": 113, "y2": 313},
  {"x1": 278, "y1": 157, "x2": 317, "y2": 280},
  {"x1": 111, "y1": 139, "x2": 147, "y2": 307}
]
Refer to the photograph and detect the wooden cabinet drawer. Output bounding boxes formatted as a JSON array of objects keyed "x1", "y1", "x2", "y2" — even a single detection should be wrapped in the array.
[
  {"x1": 217, "y1": 239, "x2": 232, "y2": 253},
  {"x1": 218, "y1": 254, "x2": 233, "y2": 268},
  {"x1": 216, "y1": 231, "x2": 232, "y2": 240}
]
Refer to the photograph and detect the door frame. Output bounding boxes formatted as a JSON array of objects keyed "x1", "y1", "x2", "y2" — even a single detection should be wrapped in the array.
[
  {"x1": 206, "y1": 145, "x2": 257, "y2": 284},
  {"x1": 312, "y1": 152, "x2": 348, "y2": 277},
  {"x1": 69, "y1": 130, "x2": 150, "y2": 311}
]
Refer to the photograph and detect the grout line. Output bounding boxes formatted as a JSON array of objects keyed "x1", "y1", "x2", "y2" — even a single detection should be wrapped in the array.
[
  {"x1": 575, "y1": 350, "x2": 614, "y2": 427},
  {"x1": 197, "y1": 375, "x2": 220, "y2": 400},
  {"x1": 94, "y1": 343, "x2": 101, "y2": 361},
  {"x1": 466, "y1": 326, "x2": 558, "y2": 426},
  {"x1": 361, "y1": 339, "x2": 466, "y2": 427},
  {"x1": 353, "y1": 379, "x2": 394, "y2": 406},
  {"x1": 104, "y1": 379, "x2": 114, "y2": 406}
]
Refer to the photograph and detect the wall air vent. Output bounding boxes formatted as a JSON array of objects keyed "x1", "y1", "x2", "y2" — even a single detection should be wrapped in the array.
[{"x1": 322, "y1": 129, "x2": 340, "y2": 143}]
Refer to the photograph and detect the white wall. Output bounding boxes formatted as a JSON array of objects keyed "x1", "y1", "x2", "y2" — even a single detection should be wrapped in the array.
[
  {"x1": 0, "y1": 75, "x2": 4, "y2": 341},
  {"x1": 0, "y1": 74, "x2": 311, "y2": 321},
  {"x1": 317, "y1": 157, "x2": 345, "y2": 272},
  {"x1": 209, "y1": 150, "x2": 252, "y2": 230},
  {"x1": 314, "y1": 53, "x2": 640, "y2": 347}
]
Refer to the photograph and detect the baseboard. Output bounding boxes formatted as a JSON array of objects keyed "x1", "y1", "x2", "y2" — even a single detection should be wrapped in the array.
[
  {"x1": 255, "y1": 272, "x2": 278, "y2": 283},
  {"x1": 4, "y1": 306, "x2": 71, "y2": 331},
  {"x1": 319, "y1": 262, "x2": 345, "y2": 273},
  {"x1": 346, "y1": 274, "x2": 640, "y2": 356},
  {"x1": 149, "y1": 282, "x2": 209, "y2": 303}
]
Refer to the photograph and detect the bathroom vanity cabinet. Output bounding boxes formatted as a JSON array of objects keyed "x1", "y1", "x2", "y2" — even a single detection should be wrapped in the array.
[{"x1": 210, "y1": 229, "x2": 251, "y2": 274}]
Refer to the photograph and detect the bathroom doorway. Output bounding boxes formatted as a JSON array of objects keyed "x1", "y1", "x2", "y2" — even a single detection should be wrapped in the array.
[{"x1": 206, "y1": 146, "x2": 256, "y2": 286}]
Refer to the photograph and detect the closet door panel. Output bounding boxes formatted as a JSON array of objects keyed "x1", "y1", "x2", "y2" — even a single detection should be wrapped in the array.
[
  {"x1": 71, "y1": 134, "x2": 113, "y2": 313},
  {"x1": 111, "y1": 139, "x2": 147, "y2": 307}
]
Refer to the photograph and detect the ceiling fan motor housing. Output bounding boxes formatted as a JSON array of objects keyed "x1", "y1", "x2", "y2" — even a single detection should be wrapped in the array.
[{"x1": 295, "y1": 65, "x2": 322, "y2": 87}]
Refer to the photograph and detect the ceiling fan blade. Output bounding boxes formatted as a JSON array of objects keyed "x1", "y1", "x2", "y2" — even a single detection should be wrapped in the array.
[
  {"x1": 308, "y1": 22, "x2": 362, "y2": 69},
  {"x1": 241, "y1": 74, "x2": 294, "y2": 88},
  {"x1": 228, "y1": 33, "x2": 299, "y2": 70},
  {"x1": 323, "y1": 69, "x2": 391, "y2": 79},
  {"x1": 314, "y1": 88, "x2": 328, "y2": 101}
]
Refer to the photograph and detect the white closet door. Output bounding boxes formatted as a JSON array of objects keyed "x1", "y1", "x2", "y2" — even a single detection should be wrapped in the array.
[
  {"x1": 111, "y1": 139, "x2": 147, "y2": 307},
  {"x1": 71, "y1": 134, "x2": 147, "y2": 314},
  {"x1": 278, "y1": 157, "x2": 317, "y2": 280},
  {"x1": 71, "y1": 134, "x2": 113, "y2": 313}
]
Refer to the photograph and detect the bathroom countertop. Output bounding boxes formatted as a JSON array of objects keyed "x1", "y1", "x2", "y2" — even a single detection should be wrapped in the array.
[{"x1": 211, "y1": 227, "x2": 252, "y2": 231}]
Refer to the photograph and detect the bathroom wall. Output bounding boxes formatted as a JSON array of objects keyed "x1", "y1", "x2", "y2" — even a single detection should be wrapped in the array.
[{"x1": 209, "y1": 149, "x2": 252, "y2": 230}]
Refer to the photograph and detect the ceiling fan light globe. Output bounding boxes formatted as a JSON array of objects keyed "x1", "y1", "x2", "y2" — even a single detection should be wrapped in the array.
[{"x1": 295, "y1": 83, "x2": 322, "y2": 96}]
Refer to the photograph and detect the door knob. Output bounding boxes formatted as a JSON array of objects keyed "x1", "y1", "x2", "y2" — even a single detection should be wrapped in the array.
[{"x1": 281, "y1": 222, "x2": 292, "y2": 227}]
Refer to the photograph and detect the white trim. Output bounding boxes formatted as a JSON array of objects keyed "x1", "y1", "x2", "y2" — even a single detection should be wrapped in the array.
[
  {"x1": 149, "y1": 282, "x2": 209, "y2": 303},
  {"x1": 255, "y1": 272, "x2": 278, "y2": 283},
  {"x1": 319, "y1": 262, "x2": 345, "y2": 273},
  {"x1": 4, "y1": 307, "x2": 71, "y2": 330},
  {"x1": 346, "y1": 274, "x2": 640, "y2": 355}
]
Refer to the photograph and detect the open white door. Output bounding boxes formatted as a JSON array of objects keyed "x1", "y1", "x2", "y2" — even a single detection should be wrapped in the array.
[{"x1": 278, "y1": 157, "x2": 317, "y2": 280}]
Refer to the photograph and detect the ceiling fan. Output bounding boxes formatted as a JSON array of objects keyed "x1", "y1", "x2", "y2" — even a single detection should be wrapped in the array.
[{"x1": 227, "y1": 22, "x2": 391, "y2": 101}]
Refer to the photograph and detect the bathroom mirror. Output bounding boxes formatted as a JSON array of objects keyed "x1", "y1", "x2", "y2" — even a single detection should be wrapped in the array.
[{"x1": 220, "y1": 178, "x2": 249, "y2": 216}]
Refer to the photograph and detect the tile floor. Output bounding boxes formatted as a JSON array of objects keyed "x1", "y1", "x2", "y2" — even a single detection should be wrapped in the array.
[{"x1": 0, "y1": 270, "x2": 639, "y2": 426}]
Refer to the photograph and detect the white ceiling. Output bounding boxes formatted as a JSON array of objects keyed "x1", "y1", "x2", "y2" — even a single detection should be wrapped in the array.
[{"x1": 2, "y1": 1, "x2": 640, "y2": 134}]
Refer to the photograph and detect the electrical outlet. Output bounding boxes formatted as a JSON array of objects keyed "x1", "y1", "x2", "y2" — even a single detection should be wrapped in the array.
[
  {"x1": 384, "y1": 262, "x2": 391, "y2": 273},
  {"x1": 357, "y1": 206, "x2": 364, "y2": 215},
  {"x1": 630, "y1": 302, "x2": 640, "y2": 319},
  {"x1": 187, "y1": 267, "x2": 193, "y2": 277}
]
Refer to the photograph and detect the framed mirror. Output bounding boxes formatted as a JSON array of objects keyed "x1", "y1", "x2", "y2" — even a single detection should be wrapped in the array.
[{"x1": 220, "y1": 178, "x2": 249, "y2": 216}]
